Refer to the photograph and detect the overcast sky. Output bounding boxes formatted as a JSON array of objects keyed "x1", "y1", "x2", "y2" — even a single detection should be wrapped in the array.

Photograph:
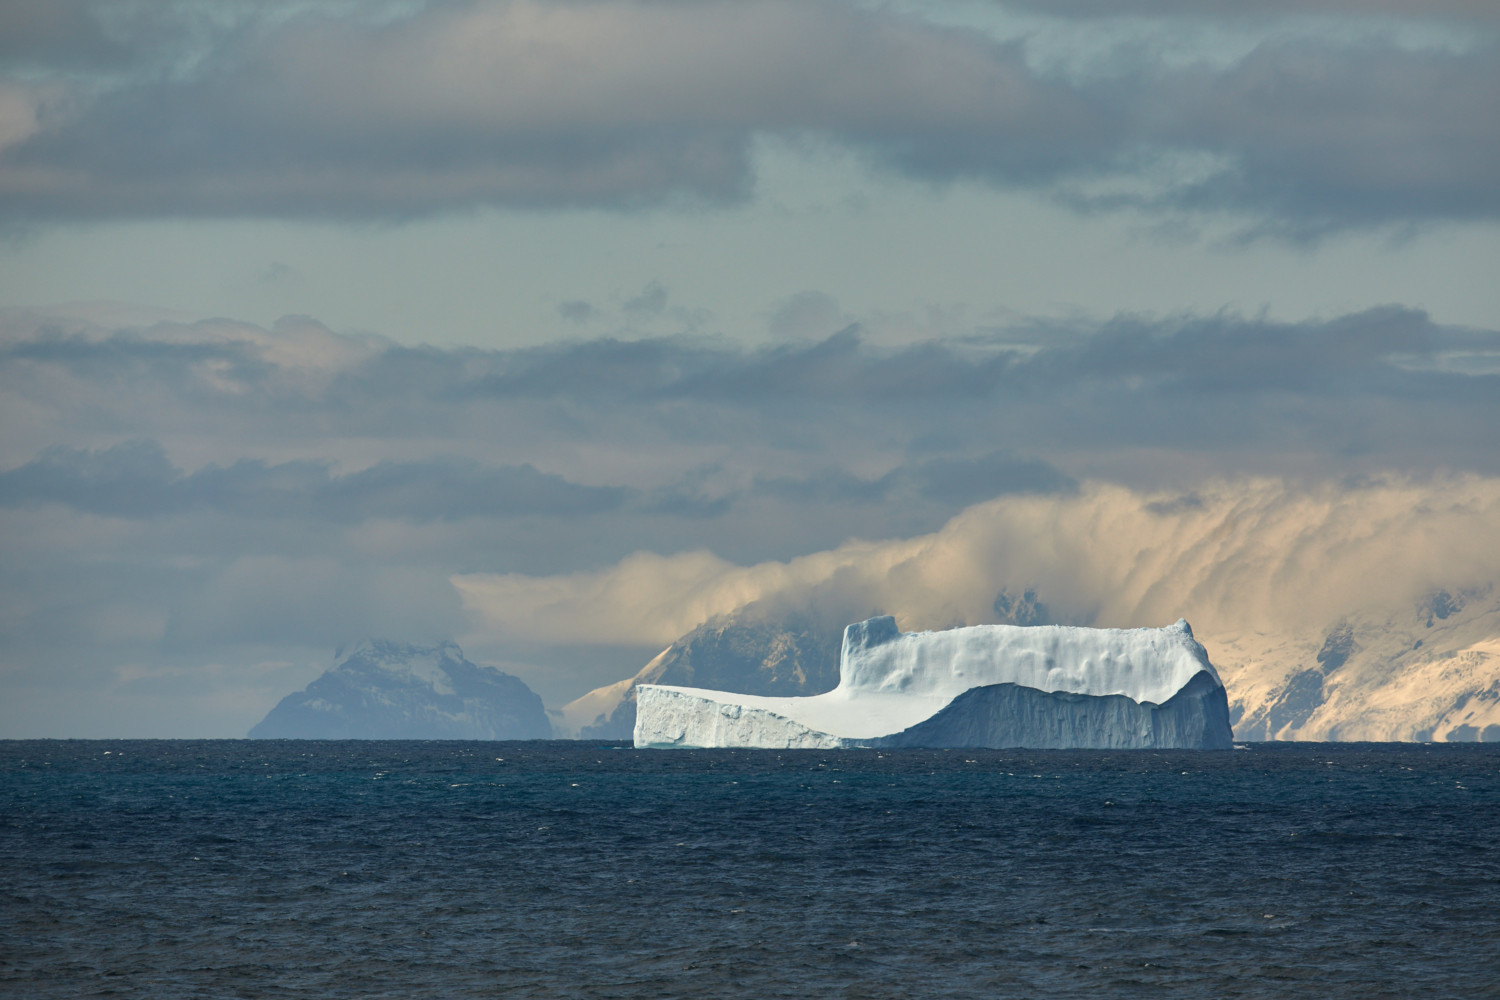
[{"x1": 1, "y1": 0, "x2": 1497, "y2": 735}]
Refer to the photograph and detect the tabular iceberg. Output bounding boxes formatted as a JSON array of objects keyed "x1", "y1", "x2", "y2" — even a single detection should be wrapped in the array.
[{"x1": 634, "y1": 616, "x2": 1233, "y2": 749}]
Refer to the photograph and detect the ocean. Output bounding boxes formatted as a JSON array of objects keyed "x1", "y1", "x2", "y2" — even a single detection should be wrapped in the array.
[{"x1": 3, "y1": 740, "x2": 1497, "y2": 998}]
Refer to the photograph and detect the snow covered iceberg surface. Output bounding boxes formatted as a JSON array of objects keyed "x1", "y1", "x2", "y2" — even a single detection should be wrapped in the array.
[{"x1": 634, "y1": 617, "x2": 1232, "y2": 749}]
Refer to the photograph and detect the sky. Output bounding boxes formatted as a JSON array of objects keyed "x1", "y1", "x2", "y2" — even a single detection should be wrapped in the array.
[{"x1": 1, "y1": 0, "x2": 1497, "y2": 736}]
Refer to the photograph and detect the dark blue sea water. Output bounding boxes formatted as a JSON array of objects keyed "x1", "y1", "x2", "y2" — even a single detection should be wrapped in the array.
[{"x1": 3, "y1": 741, "x2": 1498, "y2": 999}]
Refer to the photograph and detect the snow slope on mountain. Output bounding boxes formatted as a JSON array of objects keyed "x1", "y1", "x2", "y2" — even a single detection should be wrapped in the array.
[
  {"x1": 635, "y1": 617, "x2": 1231, "y2": 749},
  {"x1": 250, "y1": 639, "x2": 551, "y2": 739},
  {"x1": 1220, "y1": 588, "x2": 1500, "y2": 742},
  {"x1": 556, "y1": 675, "x2": 636, "y2": 739}
]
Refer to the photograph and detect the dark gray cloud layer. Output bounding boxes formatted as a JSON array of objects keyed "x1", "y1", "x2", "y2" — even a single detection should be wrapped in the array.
[
  {"x1": 0, "y1": 439, "x2": 1080, "y2": 533},
  {"x1": 5, "y1": 305, "x2": 1498, "y2": 542},
  {"x1": 0, "y1": 1, "x2": 1494, "y2": 233},
  {"x1": 0, "y1": 442, "x2": 629, "y2": 521}
]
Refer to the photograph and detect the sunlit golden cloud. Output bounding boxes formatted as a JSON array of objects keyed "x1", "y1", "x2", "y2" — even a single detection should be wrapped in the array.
[{"x1": 456, "y1": 475, "x2": 1500, "y2": 647}]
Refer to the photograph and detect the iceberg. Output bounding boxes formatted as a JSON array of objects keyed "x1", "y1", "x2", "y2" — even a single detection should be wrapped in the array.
[{"x1": 634, "y1": 616, "x2": 1233, "y2": 749}]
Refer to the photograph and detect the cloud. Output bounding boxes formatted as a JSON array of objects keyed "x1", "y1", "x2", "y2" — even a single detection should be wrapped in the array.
[
  {"x1": 0, "y1": 0, "x2": 132, "y2": 71},
  {"x1": 622, "y1": 282, "x2": 668, "y2": 317},
  {"x1": 5, "y1": 305, "x2": 1498, "y2": 491},
  {"x1": 159, "y1": 554, "x2": 466, "y2": 652},
  {"x1": 1102, "y1": 41, "x2": 1500, "y2": 237},
  {"x1": 996, "y1": 1, "x2": 1500, "y2": 19},
  {"x1": 767, "y1": 291, "x2": 846, "y2": 340},
  {"x1": 754, "y1": 452, "x2": 1076, "y2": 507},
  {"x1": 0, "y1": 0, "x2": 1492, "y2": 232},
  {"x1": 906, "y1": 452, "x2": 1078, "y2": 505},
  {"x1": 557, "y1": 300, "x2": 596, "y2": 324},
  {"x1": 455, "y1": 475, "x2": 1500, "y2": 647},
  {"x1": 0, "y1": 441, "x2": 629, "y2": 521}
]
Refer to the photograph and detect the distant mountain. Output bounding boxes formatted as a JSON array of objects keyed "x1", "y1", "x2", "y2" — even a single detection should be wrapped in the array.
[
  {"x1": 1221, "y1": 588, "x2": 1500, "y2": 742},
  {"x1": 559, "y1": 610, "x2": 843, "y2": 740},
  {"x1": 250, "y1": 639, "x2": 551, "y2": 739}
]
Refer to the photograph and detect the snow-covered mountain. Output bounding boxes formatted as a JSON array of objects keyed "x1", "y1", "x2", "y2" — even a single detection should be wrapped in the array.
[
  {"x1": 1218, "y1": 588, "x2": 1500, "y2": 742},
  {"x1": 250, "y1": 639, "x2": 551, "y2": 739},
  {"x1": 557, "y1": 610, "x2": 841, "y2": 739}
]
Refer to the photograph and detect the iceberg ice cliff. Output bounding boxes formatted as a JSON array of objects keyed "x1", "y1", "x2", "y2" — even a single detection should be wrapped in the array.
[{"x1": 634, "y1": 617, "x2": 1232, "y2": 749}]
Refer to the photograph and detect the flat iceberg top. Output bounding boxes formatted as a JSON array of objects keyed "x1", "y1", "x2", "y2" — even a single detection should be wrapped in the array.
[{"x1": 642, "y1": 617, "x2": 1220, "y2": 741}]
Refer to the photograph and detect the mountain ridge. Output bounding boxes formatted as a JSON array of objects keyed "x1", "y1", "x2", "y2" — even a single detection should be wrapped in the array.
[
  {"x1": 251, "y1": 639, "x2": 552, "y2": 739},
  {"x1": 559, "y1": 609, "x2": 844, "y2": 739}
]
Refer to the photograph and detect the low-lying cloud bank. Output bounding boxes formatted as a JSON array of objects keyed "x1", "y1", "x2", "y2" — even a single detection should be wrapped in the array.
[
  {"x1": 1, "y1": 0, "x2": 1494, "y2": 234},
  {"x1": 456, "y1": 475, "x2": 1500, "y2": 647}
]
